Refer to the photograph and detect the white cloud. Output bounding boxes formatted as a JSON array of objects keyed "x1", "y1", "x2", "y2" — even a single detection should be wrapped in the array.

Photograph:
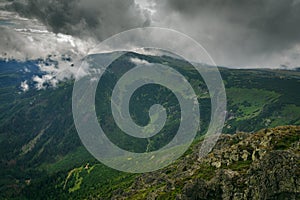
[
  {"x1": 20, "y1": 80, "x2": 29, "y2": 92},
  {"x1": 134, "y1": 48, "x2": 182, "y2": 60},
  {"x1": 32, "y1": 74, "x2": 58, "y2": 90},
  {"x1": 135, "y1": 0, "x2": 157, "y2": 15},
  {"x1": 0, "y1": 9, "x2": 97, "y2": 87},
  {"x1": 24, "y1": 67, "x2": 31, "y2": 73},
  {"x1": 0, "y1": 9, "x2": 102, "y2": 89},
  {"x1": 130, "y1": 57, "x2": 150, "y2": 65}
]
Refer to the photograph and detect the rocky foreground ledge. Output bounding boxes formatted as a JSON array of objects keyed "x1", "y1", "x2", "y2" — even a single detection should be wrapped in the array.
[{"x1": 112, "y1": 126, "x2": 300, "y2": 200}]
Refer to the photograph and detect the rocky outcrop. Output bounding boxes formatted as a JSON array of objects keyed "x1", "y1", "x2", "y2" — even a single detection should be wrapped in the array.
[{"x1": 112, "y1": 126, "x2": 300, "y2": 200}]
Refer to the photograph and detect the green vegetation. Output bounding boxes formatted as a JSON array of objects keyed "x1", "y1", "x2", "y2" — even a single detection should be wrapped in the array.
[
  {"x1": 1, "y1": 53, "x2": 300, "y2": 199},
  {"x1": 226, "y1": 88, "x2": 280, "y2": 120},
  {"x1": 39, "y1": 147, "x2": 94, "y2": 174},
  {"x1": 223, "y1": 160, "x2": 253, "y2": 172},
  {"x1": 269, "y1": 104, "x2": 300, "y2": 127},
  {"x1": 273, "y1": 132, "x2": 300, "y2": 150},
  {"x1": 194, "y1": 164, "x2": 216, "y2": 180}
]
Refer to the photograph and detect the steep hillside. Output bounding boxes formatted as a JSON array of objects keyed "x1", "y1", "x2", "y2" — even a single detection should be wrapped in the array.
[
  {"x1": 0, "y1": 52, "x2": 300, "y2": 199},
  {"x1": 22, "y1": 126, "x2": 300, "y2": 199},
  {"x1": 111, "y1": 126, "x2": 300, "y2": 200}
]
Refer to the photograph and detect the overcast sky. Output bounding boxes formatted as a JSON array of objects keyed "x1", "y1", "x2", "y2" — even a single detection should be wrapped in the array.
[{"x1": 1, "y1": 0, "x2": 300, "y2": 68}]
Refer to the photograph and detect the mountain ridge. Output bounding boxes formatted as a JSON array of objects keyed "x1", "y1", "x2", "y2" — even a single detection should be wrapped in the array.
[
  {"x1": 0, "y1": 53, "x2": 300, "y2": 199},
  {"x1": 110, "y1": 126, "x2": 300, "y2": 200}
]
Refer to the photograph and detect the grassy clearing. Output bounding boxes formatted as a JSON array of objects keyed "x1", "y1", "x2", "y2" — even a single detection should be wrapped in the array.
[
  {"x1": 39, "y1": 147, "x2": 94, "y2": 174},
  {"x1": 273, "y1": 133, "x2": 300, "y2": 150},
  {"x1": 227, "y1": 88, "x2": 280, "y2": 120},
  {"x1": 270, "y1": 104, "x2": 300, "y2": 127},
  {"x1": 224, "y1": 160, "x2": 253, "y2": 172}
]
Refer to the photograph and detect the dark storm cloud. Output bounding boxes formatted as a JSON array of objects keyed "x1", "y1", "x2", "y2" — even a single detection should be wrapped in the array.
[
  {"x1": 6, "y1": 0, "x2": 150, "y2": 40},
  {"x1": 2, "y1": 0, "x2": 300, "y2": 67},
  {"x1": 152, "y1": 0, "x2": 300, "y2": 67},
  {"x1": 163, "y1": 0, "x2": 300, "y2": 47}
]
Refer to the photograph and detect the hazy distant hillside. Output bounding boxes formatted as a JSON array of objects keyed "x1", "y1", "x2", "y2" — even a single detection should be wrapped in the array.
[{"x1": 0, "y1": 52, "x2": 300, "y2": 199}]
